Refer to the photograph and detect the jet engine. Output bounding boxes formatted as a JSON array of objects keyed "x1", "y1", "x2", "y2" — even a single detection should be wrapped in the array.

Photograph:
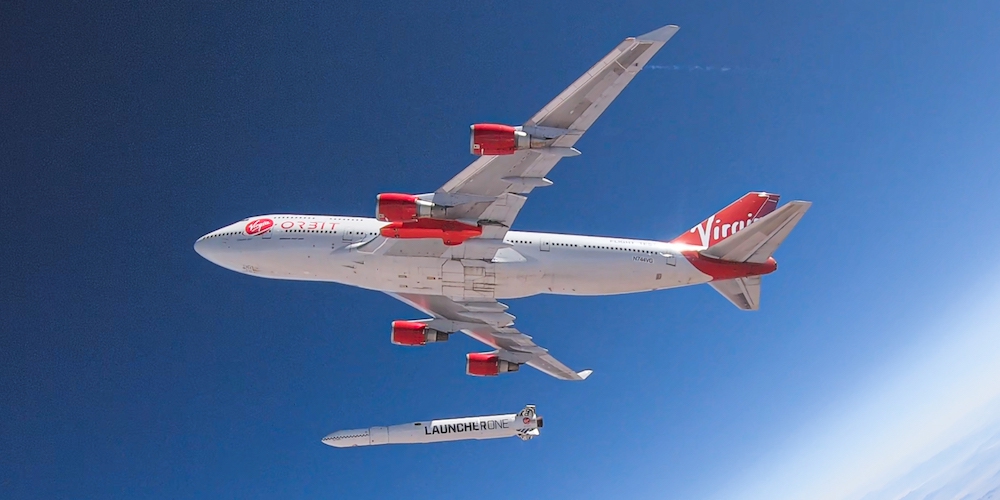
[
  {"x1": 376, "y1": 193, "x2": 435, "y2": 222},
  {"x1": 466, "y1": 352, "x2": 520, "y2": 376},
  {"x1": 470, "y1": 124, "x2": 535, "y2": 156},
  {"x1": 390, "y1": 321, "x2": 450, "y2": 346}
]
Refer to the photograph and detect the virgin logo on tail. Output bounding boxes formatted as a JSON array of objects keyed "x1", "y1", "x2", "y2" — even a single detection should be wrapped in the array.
[
  {"x1": 688, "y1": 215, "x2": 756, "y2": 248},
  {"x1": 672, "y1": 192, "x2": 779, "y2": 248},
  {"x1": 245, "y1": 218, "x2": 274, "y2": 236}
]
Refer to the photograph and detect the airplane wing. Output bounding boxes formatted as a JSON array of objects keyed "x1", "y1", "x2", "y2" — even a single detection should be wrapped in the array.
[
  {"x1": 373, "y1": 26, "x2": 678, "y2": 375},
  {"x1": 379, "y1": 24, "x2": 679, "y2": 259},
  {"x1": 387, "y1": 292, "x2": 593, "y2": 381},
  {"x1": 436, "y1": 24, "x2": 679, "y2": 226}
]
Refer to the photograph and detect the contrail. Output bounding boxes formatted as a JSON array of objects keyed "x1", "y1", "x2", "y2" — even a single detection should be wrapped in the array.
[{"x1": 647, "y1": 64, "x2": 738, "y2": 72}]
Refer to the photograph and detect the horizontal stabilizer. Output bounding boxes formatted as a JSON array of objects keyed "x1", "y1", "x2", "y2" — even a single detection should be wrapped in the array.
[
  {"x1": 701, "y1": 201, "x2": 811, "y2": 263},
  {"x1": 709, "y1": 276, "x2": 761, "y2": 310},
  {"x1": 672, "y1": 192, "x2": 780, "y2": 248}
]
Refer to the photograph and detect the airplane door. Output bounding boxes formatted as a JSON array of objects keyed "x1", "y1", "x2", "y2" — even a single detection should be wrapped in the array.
[
  {"x1": 540, "y1": 239, "x2": 550, "y2": 252},
  {"x1": 342, "y1": 228, "x2": 364, "y2": 243}
]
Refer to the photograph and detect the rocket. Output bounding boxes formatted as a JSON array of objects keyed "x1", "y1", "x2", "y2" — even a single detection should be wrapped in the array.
[{"x1": 322, "y1": 405, "x2": 542, "y2": 448}]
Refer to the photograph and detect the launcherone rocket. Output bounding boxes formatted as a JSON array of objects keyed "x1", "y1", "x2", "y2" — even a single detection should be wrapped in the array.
[{"x1": 322, "y1": 405, "x2": 543, "y2": 448}]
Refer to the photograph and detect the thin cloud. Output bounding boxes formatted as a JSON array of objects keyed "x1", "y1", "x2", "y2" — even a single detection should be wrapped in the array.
[{"x1": 710, "y1": 272, "x2": 1000, "y2": 500}]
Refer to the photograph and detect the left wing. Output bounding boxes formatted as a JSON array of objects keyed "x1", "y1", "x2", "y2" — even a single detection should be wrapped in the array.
[
  {"x1": 379, "y1": 24, "x2": 679, "y2": 259},
  {"x1": 388, "y1": 292, "x2": 593, "y2": 381},
  {"x1": 435, "y1": 24, "x2": 680, "y2": 232}
]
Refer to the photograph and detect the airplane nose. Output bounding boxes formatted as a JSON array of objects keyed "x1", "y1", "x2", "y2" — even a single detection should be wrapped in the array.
[
  {"x1": 194, "y1": 233, "x2": 221, "y2": 264},
  {"x1": 193, "y1": 235, "x2": 207, "y2": 257}
]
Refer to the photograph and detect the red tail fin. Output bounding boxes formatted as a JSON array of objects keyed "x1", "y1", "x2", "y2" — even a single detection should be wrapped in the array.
[{"x1": 672, "y1": 192, "x2": 780, "y2": 248}]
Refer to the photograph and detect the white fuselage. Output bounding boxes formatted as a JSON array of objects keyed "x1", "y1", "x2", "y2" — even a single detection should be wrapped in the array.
[{"x1": 194, "y1": 215, "x2": 712, "y2": 299}]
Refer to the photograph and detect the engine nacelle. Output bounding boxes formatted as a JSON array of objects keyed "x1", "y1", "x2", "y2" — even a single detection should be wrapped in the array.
[
  {"x1": 376, "y1": 193, "x2": 435, "y2": 222},
  {"x1": 391, "y1": 321, "x2": 450, "y2": 346},
  {"x1": 466, "y1": 352, "x2": 520, "y2": 377},
  {"x1": 470, "y1": 124, "x2": 533, "y2": 156}
]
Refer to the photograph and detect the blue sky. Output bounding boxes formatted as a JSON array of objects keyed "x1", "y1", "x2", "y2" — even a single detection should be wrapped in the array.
[{"x1": 4, "y1": 1, "x2": 1000, "y2": 499}]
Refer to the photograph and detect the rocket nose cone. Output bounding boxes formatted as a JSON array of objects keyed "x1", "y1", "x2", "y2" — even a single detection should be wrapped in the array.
[
  {"x1": 321, "y1": 434, "x2": 345, "y2": 448},
  {"x1": 321, "y1": 429, "x2": 370, "y2": 448}
]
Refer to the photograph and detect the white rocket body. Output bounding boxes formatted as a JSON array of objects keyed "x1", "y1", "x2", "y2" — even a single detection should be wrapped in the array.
[{"x1": 322, "y1": 405, "x2": 542, "y2": 448}]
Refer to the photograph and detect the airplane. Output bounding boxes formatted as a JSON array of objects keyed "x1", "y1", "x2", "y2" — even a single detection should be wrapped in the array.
[{"x1": 194, "y1": 24, "x2": 811, "y2": 381}]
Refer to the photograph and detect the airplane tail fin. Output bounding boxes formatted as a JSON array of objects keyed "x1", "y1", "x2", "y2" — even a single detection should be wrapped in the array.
[
  {"x1": 671, "y1": 192, "x2": 781, "y2": 248},
  {"x1": 673, "y1": 194, "x2": 812, "y2": 311}
]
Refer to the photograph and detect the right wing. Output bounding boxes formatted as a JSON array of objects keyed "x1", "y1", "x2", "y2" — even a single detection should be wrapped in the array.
[{"x1": 388, "y1": 292, "x2": 592, "y2": 381}]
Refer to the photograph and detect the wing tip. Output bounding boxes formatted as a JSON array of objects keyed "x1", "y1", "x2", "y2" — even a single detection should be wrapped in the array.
[
  {"x1": 636, "y1": 24, "x2": 680, "y2": 42},
  {"x1": 576, "y1": 369, "x2": 594, "y2": 380}
]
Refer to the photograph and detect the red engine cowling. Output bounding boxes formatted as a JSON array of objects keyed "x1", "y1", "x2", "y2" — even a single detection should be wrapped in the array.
[
  {"x1": 470, "y1": 124, "x2": 531, "y2": 156},
  {"x1": 376, "y1": 193, "x2": 434, "y2": 222},
  {"x1": 466, "y1": 352, "x2": 520, "y2": 377},
  {"x1": 390, "y1": 321, "x2": 449, "y2": 346}
]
